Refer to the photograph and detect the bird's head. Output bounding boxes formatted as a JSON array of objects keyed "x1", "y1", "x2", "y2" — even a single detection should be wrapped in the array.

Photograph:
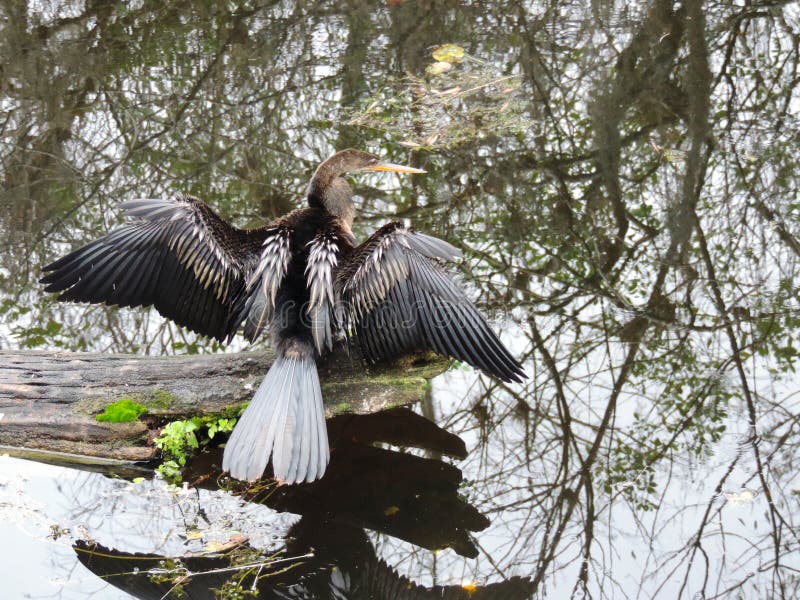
[
  {"x1": 321, "y1": 148, "x2": 426, "y2": 176},
  {"x1": 307, "y1": 148, "x2": 425, "y2": 223}
]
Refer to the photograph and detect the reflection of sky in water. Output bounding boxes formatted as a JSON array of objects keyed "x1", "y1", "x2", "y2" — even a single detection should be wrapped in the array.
[
  {"x1": 2, "y1": 353, "x2": 796, "y2": 597},
  {"x1": 2, "y1": 303, "x2": 798, "y2": 595},
  {"x1": 378, "y1": 365, "x2": 800, "y2": 596},
  {"x1": 0, "y1": 456, "x2": 292, "y2": 599},
  {"x1": 2, "y1": 1, "x2": 800, "y2": 598}
]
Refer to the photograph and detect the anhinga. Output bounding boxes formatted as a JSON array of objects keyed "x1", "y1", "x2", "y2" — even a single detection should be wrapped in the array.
[{"x1": 41, "y1": 149, "x2": 526, "y2": 484}]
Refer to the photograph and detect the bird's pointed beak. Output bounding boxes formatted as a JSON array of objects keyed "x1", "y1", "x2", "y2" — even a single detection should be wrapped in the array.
[{"x1": 362, "y1": 162, "x2": 426, "y2": 174}]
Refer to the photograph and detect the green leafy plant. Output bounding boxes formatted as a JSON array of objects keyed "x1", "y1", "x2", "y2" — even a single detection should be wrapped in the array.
[
  {"x1": 207, "y1": 418, "x2": 236, "y2": 440},
  {"x1": 154, "y1": 416, "x2": 237, "y2": 483}
]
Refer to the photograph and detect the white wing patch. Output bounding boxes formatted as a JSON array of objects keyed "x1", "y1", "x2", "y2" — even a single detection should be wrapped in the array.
[
  {"x1": 342, "y1": 230, "x2": 410, "y2": 320},
  {"x1": 243, "y1": 227, "x2": 292, "y2": 340},
  {"x1": 305, "y1": 232, "x2": 340, "y2": 353}
]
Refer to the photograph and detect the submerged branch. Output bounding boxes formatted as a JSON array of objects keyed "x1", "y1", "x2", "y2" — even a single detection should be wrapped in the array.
[{"x1": 0, "y1": 348, "x2": 447, "y2": 464}]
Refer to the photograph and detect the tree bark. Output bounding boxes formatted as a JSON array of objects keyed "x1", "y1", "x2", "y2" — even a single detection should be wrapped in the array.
[{"x1": 0, "y1": 348, "x2": 447, "y2": 463}]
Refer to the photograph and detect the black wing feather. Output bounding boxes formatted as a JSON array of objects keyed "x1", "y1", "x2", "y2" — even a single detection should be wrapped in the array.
[
  {"x1": 338, "y1": 222, "x2": 526, "y2": 383},
  {"x1": 41, "y1": 196, "x2": 268, "y2": 341}
]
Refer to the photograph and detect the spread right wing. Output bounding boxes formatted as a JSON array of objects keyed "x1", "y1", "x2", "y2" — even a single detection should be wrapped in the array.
[{"x1": 337, "y1": 222, "x2": 526, "y2": 383}]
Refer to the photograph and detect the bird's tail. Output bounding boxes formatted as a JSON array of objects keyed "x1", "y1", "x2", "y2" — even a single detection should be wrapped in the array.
[{"x1": 222, "y1": 339, "x2": 328, "y2": 483}]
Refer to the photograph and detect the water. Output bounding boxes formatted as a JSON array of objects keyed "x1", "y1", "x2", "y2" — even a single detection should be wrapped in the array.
[{"x1": 1, "y1": 1, "x2": 799, "y2": 598}]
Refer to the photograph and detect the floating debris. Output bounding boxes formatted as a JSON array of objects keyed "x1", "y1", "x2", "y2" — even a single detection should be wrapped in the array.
[
  {"x1": 347, "y1": 45, "x2": 526, "y2": 150},
  {"x1": 432, "y1": 44, "x2": 465, "y2": 62},
  {"x1": 723, "y1": 489, "x2": 758, "y2": 506}
]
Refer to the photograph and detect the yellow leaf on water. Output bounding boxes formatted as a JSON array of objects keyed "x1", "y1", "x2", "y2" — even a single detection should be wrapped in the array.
[
  {"x1": 202, "y1": 534, "x2": 248, "y2": 553},
  {"x1": 432, "y1": 44, "x2": 465, "y2": 62},
  {"x1": 426, "y1": 61, "x2": 453, "y2": 75},
  {"x1": 384, "y1": 505, "x2": 400, "y2": 516},
  {"x1": 203, "y1": 541, "x2": 226, "y2": 552}
]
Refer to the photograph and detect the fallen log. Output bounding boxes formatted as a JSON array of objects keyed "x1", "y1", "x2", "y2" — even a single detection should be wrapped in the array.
[{"x1": 0, "y1": 348, "x2": 447, "y2": 464}]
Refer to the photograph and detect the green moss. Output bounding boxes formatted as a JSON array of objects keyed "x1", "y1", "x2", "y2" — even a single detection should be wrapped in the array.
[
  {"x1": 217, "y1": 402, "x2": 248, "y2": 419},
  {"x1": 333, "y1": 401, "x2": 351, "y2": 415},
  {"x1": 95, "y1": 398, "x2": 148, "y2": 423},
  {"x1": 149, "y1": 390, "x2": 176, "y2": 410},
  {"x1": 322, "y1": 374, "x2": 427, "y2": 393},
  {"x1": 80, "y1": 390, "x2": 180, "y2": 417}
]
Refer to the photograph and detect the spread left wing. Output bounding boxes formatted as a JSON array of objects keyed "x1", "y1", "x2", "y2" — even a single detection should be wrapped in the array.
[
  {"x1": 337, "y1": 222, "x2": 526, "y2": 383},
  {"x1": 41, "y1": 196, "x2": 267, "y2": 341}
]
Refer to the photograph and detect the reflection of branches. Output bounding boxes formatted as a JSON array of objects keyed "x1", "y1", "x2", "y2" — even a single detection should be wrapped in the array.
[
  {"x1": 2, "y1": 1, "x2": 800, "y2": 598},
  {"x1": 691, "y1": 214, "x2": 798, "y2": 593}
]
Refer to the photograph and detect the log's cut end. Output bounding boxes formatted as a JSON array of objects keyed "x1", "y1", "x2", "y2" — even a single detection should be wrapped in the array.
[{"x1": 0, "y1": 349, "x2": 449, "y2": 465}]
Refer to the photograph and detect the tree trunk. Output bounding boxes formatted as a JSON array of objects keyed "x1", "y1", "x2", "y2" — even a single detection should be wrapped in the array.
[{"x1": 0, "y1": 348, "x2": 447, "y2": 464}]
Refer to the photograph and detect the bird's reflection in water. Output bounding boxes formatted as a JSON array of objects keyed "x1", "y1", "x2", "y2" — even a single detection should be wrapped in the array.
[{"x1": 74, "y1": 407, "x2": 534, "y2": 599}]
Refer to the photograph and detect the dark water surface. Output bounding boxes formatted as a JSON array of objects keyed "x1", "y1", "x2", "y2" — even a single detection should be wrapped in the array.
[{"x1": 1, "y1": 1, "x2": 799, "y2": 598}]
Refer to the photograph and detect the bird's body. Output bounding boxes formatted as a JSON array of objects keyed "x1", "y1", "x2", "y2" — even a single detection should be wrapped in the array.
[{"x1": 41, "y1": 149, "x2": 525, "y2": 484}]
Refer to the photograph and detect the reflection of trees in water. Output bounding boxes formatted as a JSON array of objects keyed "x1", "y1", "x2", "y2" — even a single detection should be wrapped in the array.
[
  {"x1": 64, "y1": 409, "x2": 535, "y2": 599},
  {"x1": 2, "y1": 0, "x2": 799, "y2": 598}
]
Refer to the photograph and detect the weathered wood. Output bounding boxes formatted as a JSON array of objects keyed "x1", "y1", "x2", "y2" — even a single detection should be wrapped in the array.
[{"x1": 0, "y1": 349, "x2": 447, "y2": 462}]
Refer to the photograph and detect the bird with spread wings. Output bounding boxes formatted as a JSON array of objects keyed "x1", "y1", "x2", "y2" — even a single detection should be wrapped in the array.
[{"x1": 42, "y1": 149, "x2": 526, "y2": 484}]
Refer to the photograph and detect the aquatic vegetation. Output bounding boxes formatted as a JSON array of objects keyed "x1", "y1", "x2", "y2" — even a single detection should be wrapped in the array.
[{"x1": 155, "y1": 416, "x2": 237, "y2": 483}]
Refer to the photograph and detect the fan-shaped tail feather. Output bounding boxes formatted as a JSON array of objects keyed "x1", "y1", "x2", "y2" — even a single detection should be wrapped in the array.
[{"x1": 222, "y1": 344, "x2": 328, "y2": 483}]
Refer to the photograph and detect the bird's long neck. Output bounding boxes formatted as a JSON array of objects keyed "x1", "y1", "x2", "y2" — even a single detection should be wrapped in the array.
[{"x1": 307, "y1": 167, "x2": 355, "y2": 227}]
